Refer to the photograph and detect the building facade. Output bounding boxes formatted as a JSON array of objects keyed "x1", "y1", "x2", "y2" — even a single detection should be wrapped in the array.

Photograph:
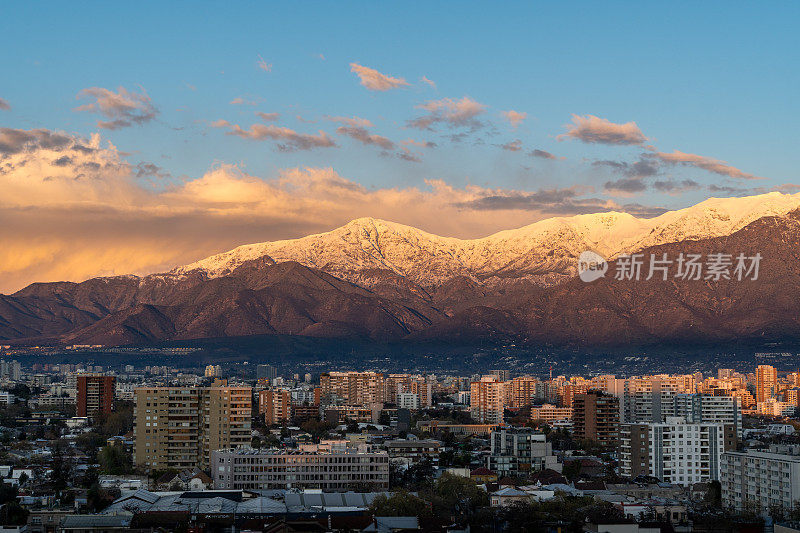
[
  {"x1": 721, "y1": 448, "x2": 800, "y2": 512},
  {"x1": 573, "y1": 391, "x2": 620, "y2": 448},
  {"x1": 211, "y1": 446, "x2": 390, "y2": 491},
  {"x1": 76, "y1": 374, "x2": 116, "y2": 418},
  {"x1": 619, "y1": 417, "x2": 737, "y2": 486},
  {"x1": 488, "y1": 428, "x2": 559, "y2": 477},
  {"x1": 134, "y1": 386, "x2": 252, "y2": 470}
]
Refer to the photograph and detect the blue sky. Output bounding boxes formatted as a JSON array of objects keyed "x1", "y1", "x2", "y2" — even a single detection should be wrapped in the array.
[{"x1": 1, "y1": 1, "x2": 798, "y2": 290}]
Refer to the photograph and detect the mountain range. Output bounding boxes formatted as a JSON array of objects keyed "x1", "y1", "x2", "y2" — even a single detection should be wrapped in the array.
[{"x1": 3, "y1": 191, "x2": 800, "y2": 347}]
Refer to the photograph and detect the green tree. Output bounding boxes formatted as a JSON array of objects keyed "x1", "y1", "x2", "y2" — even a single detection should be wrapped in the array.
[
  {"x1": 98, "y1": 445, "x2": 133, "y2": 475},
  {"x1": 368, "y1": 491, "x2": 432, "y2": 518},
  {"x1": 431, "y1": 473, "x2": 488, "y2": 525}
]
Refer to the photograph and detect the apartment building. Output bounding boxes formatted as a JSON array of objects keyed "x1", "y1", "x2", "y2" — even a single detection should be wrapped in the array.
[
  {"x1": 508, "y1": 376, "x2": 540, "y2": 408},
  {"x1": 756, "y1": 365, "x2": 778, "y2": 403},
  {"x1": 211, "y1": 446, "x2": 390, "y2": 491},
  {"x1": 471, "y1": 376, "x2": 509, "y2": 424},
  {"x1": 76, "y1": 374, "x2": 115, "y2": 418},
  {"x1": 573, "y1": 391, "x2": 620, "y2": 448},
  {"x1": 721, "y1": 448, "x2": 800, "y2": 512},
  {"x1": 258, "y1": 389, "x2": 292, "y2": 425},
  {"x1": 619, "y1": 417, "x2": 737, "y2": 486},
  {"x1": 134, "y1": 386, "x2": 252, "y2": 470},
  {"x1": 320, "y1": 371, "x2": 385, "y2": 406},
  {"x1": 488, "y1": 428, "x2": 559, "y2": 477},
  {"x1": 530, "y1": 404, "x2": 573, "y2": 423}
]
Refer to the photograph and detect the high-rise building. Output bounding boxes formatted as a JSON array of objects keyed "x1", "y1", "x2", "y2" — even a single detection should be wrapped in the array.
[
  {"x1": 470, "y1": 375, "x2": 508, "y2": 424},
  {"x1": 76, "y1": 374, "x2": 116, "y2": 418},
  {"x1": 489, "y1": 369, "x2": 510, "y2": 382},
  {"x1": 619, "y1": 417, "x2": 737, "y2": 486},
  {"x1": 488, "y1": 428, "x2": 559, "y2": 477},
  {"x1": 204, "y1": 365, "x2": 222, "y2": 378},
  {"x1": 259, "y1": 389, "x2": 292, "y2": 425},
  {"x1": 721, "y1": 447, "x2": 800, "y2": 512},
  {"x1": 134, "y1": 386, "x2": 252, "y2": 469},
  {"x1": 257, "y1": 364, "x2": 278, "y2": 382},
  {"x1": 572, "y1": 390, "x2": 620, "y2": 448},
  {"x1": 319, "y1": 371, "x2": 385, "y2": 406},
  {"x1": 756, "y1": 365, "x2": 778, "y2": 403}
]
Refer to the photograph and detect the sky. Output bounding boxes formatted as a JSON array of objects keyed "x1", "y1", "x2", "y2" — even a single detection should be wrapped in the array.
[{"x1": 1, "y1": 2, "x2": 799, "y2": 292}]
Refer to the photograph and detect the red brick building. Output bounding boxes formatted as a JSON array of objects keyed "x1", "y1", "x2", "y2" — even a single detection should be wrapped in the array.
[{"x1": 77, "y1": 375, "x2": 116, "y2": 417}]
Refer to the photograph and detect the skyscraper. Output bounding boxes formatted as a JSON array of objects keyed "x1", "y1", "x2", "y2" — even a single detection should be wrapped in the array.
[
  {"x1": 756, "y1": 365, "x2": 777, "y2": 403},
  {"x1": 573, "y1": 390, "x2": 620, "y2": 448}
]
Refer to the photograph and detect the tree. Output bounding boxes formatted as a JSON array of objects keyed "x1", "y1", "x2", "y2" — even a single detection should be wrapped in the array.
[
  {"x1": 0, "y1": 484, "x2": 18, "y2": 505},
  {"x1": 0, "y1": 502, "x2": 28, "y2": 526},
  {"x1": 431, "y1": 472, "x2": 488, "y2": 525},
  {"x1": 369, "y1": 491, "x2": 432, "y2": 518},
  {"x1": 50, "y1": 441, "x2": 71, "y2": 497},
  {"x1": 98, "y1": 445, "x2": 133, "y2": 475}
]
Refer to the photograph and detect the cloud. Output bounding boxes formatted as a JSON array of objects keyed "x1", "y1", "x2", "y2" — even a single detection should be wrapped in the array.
[
  {"x1": 230, "y1": 97, "x2": 257, "y2": 106},
  {"x1": 421, "y1": 76, "x2": 436, "y2": 89},
  {"x1": 335, "y1": 126, "x2": 394, "y2": 150},
  {"x1": 0, "y1": 127, "x2": 89, "y2": 156},
  {"x1": 499, "y1": 140, "x2": 523, "y2": 152},
  {"x1": 255, "y1": 112, "x2": 280, "y2": 122},
  {"x1": 326, "y1": 116, "x2": 373, "y2": 128},
  {"x1": 593, "y1": 157, "x2": 659, "y2": 178},
  {"x1": 135, "y1": 161, "x2": 171, "y2": 179},
  {"x1": 502, "y1": 110, "x2": 527, "y2": 128},
  {"x1": 528, "y1": 149, "x2": 560, "y2": 160},
  {"x1": 0, "y1": 130, "x2": 670, "y2": 293},
  {"x1": 649, "y1": 150, "x2": 761, "y2": 180},
  {"x1": 257, "y1": 55, "x2": 272, "y2": 72},
  {"x1": 211, "y1": 120, "x2": 336, "y2": 151},
  {"x1": 559, "y1": 114, "x2": 649, "y2": 145},
  {"x1": 349, "y1": 63, "x2": 409, "y2": 91},
  {"x1": 75, "y1": 86, "x2": 158, "y2": 130},
  {"x1": 0, "y1": 98, "x2": 9, "y2": 111},
  {"x1": 407, "y1": 96, "x2": 487, "y2": 130},
  {"x1": 401, "y1": 139, "x2": 436, "y2": 149},
  {"x1": 604, "y1": 177, "x2": 648, "y2": 195},
  {"x1": 653, "y1": 179, "x2": 701, "y2": 194}
]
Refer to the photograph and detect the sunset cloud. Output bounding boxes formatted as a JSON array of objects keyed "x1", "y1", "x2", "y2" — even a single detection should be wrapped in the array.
[
  {"x1": 559, "y1": 114, "x2": 649, "y2": 145},
  {"x1": 502, "y1": 110, "x2": 527, "y2": 128},
  {"x1": 257, "y1": 55, "x2": 272, "y2": 72},
  {"x1": 75, "y1": 86, "x2": 158, "y2": 130},
  {"x1": 649, "y1": 150, "x2": 761, "y2": 180},
  {"x1": 528, "y1": 149, "x2": 559, "y2": 160},
  {"x1": 407, "y1": 96, "x2": 487, "y2": 130},
  {"x1": 421, "y1": 76, "x2": 436, "y2": 89},
  {"x1": 499, "y1": 139, "x2": 523, "y2": 152},
  {"x1": 0, "y1": 98, "x2": 9, "y2": 111},
  {"x1": 349, "y1": 63, "x2": 409, "y2": 91},
  {"x1": 255, "y1": 112, "x2": 280, "y2": 122},
  {"x1": 211, "y1": 120, "x2": 336, "y2": 151},
  {"x1": 335, "y1": 126, "x2": 395, "y2": 150}
]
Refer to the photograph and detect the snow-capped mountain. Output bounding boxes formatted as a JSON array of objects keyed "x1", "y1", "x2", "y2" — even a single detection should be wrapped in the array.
[{"x1": 176, "y1": 192, "x2": 800, "y2": 287}]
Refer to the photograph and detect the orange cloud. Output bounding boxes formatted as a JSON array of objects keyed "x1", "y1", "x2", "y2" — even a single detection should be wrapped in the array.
[
  {"x1": 349, "y1": 63, "x2": 409, "y2": 91},
  {"x1": 502, "y1": 110, "x2": 527, "y2": 128},
  {"x1": 650, "y1": 150, "x2": 762, "y2": 180},
  {"x1": 559, "y1": 114, "x2": 649, "y2": 145}
]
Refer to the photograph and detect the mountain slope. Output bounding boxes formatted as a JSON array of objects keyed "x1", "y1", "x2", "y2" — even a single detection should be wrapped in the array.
[{"x1": 176, "y1": 192, "x2": 800, "y2": 288}]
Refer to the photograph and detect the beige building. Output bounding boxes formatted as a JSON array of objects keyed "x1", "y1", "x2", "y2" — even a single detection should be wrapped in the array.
[
  {"x1": 134, "y1": 386, "x2": 252, "y2": 470},
  {"x1": 258, "y1": 389, "x2": 292, "y2": 425},
  {"x1": 471, "y1": 375, "x2": 509, "y2": 424},
  {"x1": 320, "y1": 371, "x2": 385, "y2": 406}
]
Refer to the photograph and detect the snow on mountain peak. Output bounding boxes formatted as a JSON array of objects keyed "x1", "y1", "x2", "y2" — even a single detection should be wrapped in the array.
[{"x1": 175, "y1": 192, "x2": 800, "y2": 286}]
